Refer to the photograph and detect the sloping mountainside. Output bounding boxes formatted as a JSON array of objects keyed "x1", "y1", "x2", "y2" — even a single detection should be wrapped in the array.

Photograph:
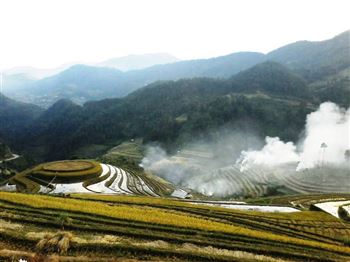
[
  {"x1": 267, "y1": 30, "x2": 350, "y2": 81},
  {"x1": 98, "y1": 53, "x2": 179, "y2": 71},
  {"x1": 0, "y1": 93, "x2": 43, "y2": 142},
  {"x1": 13, "y1": 62, "x2": 311, "y2": 161}
]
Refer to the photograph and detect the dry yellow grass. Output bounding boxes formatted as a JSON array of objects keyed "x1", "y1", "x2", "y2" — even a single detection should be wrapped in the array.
[
  {"x1": 0, "y1": 192, "x2": 349, "y2": 255},
  {"x1": 36, "y1": 232, "x2": 73, "y2": 254},
  {"x1": 179, "y1": 243, "x2": 291, "y2": 262}
]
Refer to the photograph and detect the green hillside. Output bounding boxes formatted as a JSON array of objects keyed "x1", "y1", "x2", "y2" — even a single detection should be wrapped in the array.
[
  {"x1": 231, "y1": 61, "x2": 309, "y2": 98},
  {"x1": 0, "y1": 93, "x2": 43, "y2": 142},
  {"x1": 267, "y1": 30, "x2": 350, "y2": 82}
]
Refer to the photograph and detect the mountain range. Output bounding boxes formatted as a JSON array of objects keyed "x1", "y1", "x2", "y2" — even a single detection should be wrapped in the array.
[
  {"x1": 4, "y1": 30, "x2": 348, "y2": 108},
  {"x1": 1, "y1": 30, "x2": 349, "y2": 162},
  {"x1": 4, "y1": 53, "x2": 179, "y2": 79}
]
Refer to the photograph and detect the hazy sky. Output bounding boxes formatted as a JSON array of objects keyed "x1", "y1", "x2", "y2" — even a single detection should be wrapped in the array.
[{"x1": 0, "y1": 0, "x2": 349, "y2": 69}]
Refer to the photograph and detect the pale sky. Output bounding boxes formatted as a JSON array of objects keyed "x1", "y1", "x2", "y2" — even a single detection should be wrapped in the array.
[{"x1": 0, "y1": 0, "x2": 349, "y2": 69}]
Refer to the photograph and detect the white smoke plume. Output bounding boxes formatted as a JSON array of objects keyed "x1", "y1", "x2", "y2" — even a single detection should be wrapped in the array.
[
  {"x1": 141, "y1": 130, "x2": 262, "y2": 184},
  {"x1": 239, "y1": 102, "x2": 350, "y2": 171},
  {"x1": 141, "y1": 102, "x2": 350, "y2": 196},
  {"x1": 238, "y1": 137, "x2": 300, "y2": 171},
  {"x1": 141, "y1": 146, "x2": 197, "y2": 184},
  {"x1": 297, "y1": 102, "x2": 349, "y2": 169}
]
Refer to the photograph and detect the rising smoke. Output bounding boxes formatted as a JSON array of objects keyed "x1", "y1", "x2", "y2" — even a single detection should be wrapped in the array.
[
  {"x1": 141, "y1": 130, "x2": 263, "y2": 184},
  {"x1": 141, "y1": 102, "x2": 350, "y2": 196},
  {"x1": 239, "y1": 102, "x2": 350, "y2": 171}
]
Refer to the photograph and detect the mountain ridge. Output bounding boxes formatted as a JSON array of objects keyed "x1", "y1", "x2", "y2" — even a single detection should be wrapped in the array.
[{"x1": 12, "y1": 61, "x2": 312, "y2": 160}]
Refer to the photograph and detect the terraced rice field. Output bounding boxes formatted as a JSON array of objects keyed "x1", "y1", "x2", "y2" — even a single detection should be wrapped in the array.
[
  {"x1": 1, "y1": 192, "x2": 350, "y2": 261},
  {"x1": 188, "y1": 165, "x2": 270, "y2": 197},
  {"x1": 0, "y1": 160, "x2": 173, "y2": 196},
  {"x1": 270, "y1": 165, "x2": 350, "y2": 195},
  {"x1": 249, "y1": 194, "x2": 350, "y2": 209},
  {"x1": 174, "y1": 145, "x2": 350, "y2": 198},
  {"x1": 190, "y1": 163, "x2": 350, "y2": 198}
]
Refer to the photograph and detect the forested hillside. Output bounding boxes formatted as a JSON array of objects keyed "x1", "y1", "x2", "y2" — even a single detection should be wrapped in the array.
[
  {"x1": 267, "y1": 30, "x2": 350, "y2": 81},
  {"x1": 0, "y1": 93, "x2": 43, "y2": 141},
  {"x1": 1, "y1": 31, "x2": 349, "y2": 161},
  {"x1": 12, "y1": 62, "x2": 311, "y2": 161}
]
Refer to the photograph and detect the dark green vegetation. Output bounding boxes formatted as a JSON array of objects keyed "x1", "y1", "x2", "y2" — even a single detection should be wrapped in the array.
[
  {"x1": 0, "y1": 93, "x2": 43, "y2": 143},
  {"x1": 1, "y1": 192, "x2": 350, "y2": 261},
  {"x1": 268, "y1": 30, "x2": 350, "y2": 82}
]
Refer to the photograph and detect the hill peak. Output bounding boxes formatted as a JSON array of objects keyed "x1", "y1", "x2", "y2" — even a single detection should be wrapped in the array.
[{"x1": 232, "y1": 61, "x2": 308, "y2": 97}]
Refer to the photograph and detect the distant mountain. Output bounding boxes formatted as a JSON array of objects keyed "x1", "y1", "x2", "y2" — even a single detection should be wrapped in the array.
[
  {"x1": 1, "y1": 73, "x2": 35, "y2": 94},
  {"x1": 8, "y1": 52, "x2": 265, "y2": 107},
  {"x1": 4, "y1": 63, "x2": 78, "y2": 79},
  {"x1": 3, "y1": 30, "x2": 349, "y2": 108},
  {"x1": 8, "y1": 65, "x2": 130, "y2": 107},
  {"x1": 125, "y1": 52, "x2": 266, "y2": 83},
  {"x1": 267, "y1": 30, "x2": 350, "y2": 81},
  {"x1": 98, "y1": 53, "x2": 179, "y2": 71}
]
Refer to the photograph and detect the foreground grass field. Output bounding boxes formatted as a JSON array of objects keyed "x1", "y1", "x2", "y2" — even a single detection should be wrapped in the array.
[{"x1": 1, "y1": 192, "x2": 350, "y2": 261}]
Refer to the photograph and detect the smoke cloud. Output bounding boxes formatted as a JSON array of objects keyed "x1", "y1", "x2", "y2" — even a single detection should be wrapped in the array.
[
  {"x1": 238, "y1": 137, "x2": 300, "y2": 171},
  {"x1": 141, "y1": 102, "x2": 350, "y2": 196},
  {"x1": 297, "y1": 102, "x2": 349, "y2": 169},
  {"x1": 141, "y1": 130, "x2": 262, "y2": 184},
  {"x1": 239, "y1": 102, "x2": 349, "y2": 171}
]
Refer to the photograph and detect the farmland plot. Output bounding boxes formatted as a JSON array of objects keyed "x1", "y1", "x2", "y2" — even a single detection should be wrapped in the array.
[
  {"x1": 1, "y1": 192, "x2": 350, "y2": 262},
  {"x1": 1, "y1": 160, "x2": 172, "y2": 196}
]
